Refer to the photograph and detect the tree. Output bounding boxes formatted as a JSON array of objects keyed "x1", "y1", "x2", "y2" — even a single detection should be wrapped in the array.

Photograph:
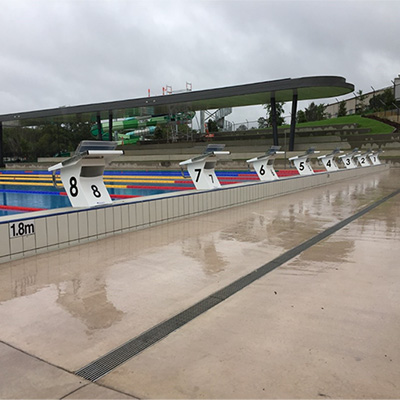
[
  {"x1": 338, "y1": 101, "x2": 347, "y2": 117},
  {"x1": 296, "y1": 109, "x2": 307, "y2": 123},
  {"x1": 257, "y1": 117, "x2": 267, "y2": 129},
  {"x1": 207, "y1": 119, "x2": 219, "y2": 132},
  {"x1": 263, "y1": 101, "x2": 285, "y2": 127},
  {"x1": 3, "y1": 122, "x2": 92, "y2": 161},
  {"x1": 355, "y1": 90, "x2": 367, "y2": 114},
  {"x1": 296, "y1": 102, "x2": 327, "y2": 123},
  {"x1": 369, "y1": 88, "x2": 396, "y2": 112}
]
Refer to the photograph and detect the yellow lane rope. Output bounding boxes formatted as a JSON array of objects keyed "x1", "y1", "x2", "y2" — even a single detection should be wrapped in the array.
[
  {"x1": 0, "y1": 174, "x2": 186, "y2": 181},
  {"x1": 0, "y1": 176, "x2": 183, "y2": 184},
  {"x1": 0, "y1": 179, "x2": 177, "y2": 186},
  {"x1": 0, "y1": 181, "x2": 128, "y2": 189}
]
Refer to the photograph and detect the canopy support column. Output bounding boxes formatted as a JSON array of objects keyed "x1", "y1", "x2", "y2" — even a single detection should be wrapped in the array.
[
  {"x1": 0, "y1": 122, "x2": 4, "y2": 168},
  {"x1": 200, "y1": 110, "x2": 205, "y2": 134},
  {"x1": 271, "y1": 96, "x2": 279, "y2": 146},
  {"x1": 108, "y1": 112, "x2": 113, "y2": 141},
  {"x1": 96, "y1": 114, "x2": 102, "y2": 141},
  {"x1": 289, "y1": 92, "x2": 298, "y2": 151}
]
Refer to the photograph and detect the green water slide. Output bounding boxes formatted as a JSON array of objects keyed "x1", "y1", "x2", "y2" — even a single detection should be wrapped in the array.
[{"x1": 91, "y1": 112, "x2": 195, "y2": 141}]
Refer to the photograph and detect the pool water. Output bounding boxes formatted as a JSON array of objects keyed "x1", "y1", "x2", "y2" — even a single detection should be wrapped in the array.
[{"x1": 0, "y1": 170, "x2": 261, "y2": 216}]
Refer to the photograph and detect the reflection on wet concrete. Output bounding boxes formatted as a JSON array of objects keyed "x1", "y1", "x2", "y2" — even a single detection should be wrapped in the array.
[
  {"x1": 0, "y1": 168, "x2": 398, "y2": 371},
  {"x1": 56, "y1": 277, "x2": 124, "y2": 333},
  {"x1": 181, "y1": 235, "x2": 227, "y2": 275}
]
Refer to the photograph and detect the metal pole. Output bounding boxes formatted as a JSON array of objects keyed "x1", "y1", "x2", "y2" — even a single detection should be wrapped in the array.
[
  {"x1": 0, "y1": 122, "x2": 4, "y2": 168},
  {"x1": 97, "y1": 114, "x2": 103, "y2": 141},
  {"x1": 108, "y1": 112, "x2": 113, "y2": 141},
  {"x1": 289, "y1": 93, "x2": 298, "y2": 151},
  {"x1": 200, "y1": 110, "x2": 205, "y2": 134},
  {"x1": 271, "y1": 96, "x2": 279, "y2": 146}
]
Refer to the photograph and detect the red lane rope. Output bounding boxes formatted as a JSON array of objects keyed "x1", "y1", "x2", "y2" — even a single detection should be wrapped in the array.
[
  {"x1": 127, "y1": 185, "x2": 195, "y2": 190},
  {"x1": 0, "y1": 205, "x2": 45, "y2": 212},
  {"x1": 60, "y1": 192, "x2": 139, "y2": 199}
]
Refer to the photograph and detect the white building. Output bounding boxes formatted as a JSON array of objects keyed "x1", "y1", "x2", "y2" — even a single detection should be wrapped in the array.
[{"x1": 325, "y1": 75, "x2": 400, "y2": 118}]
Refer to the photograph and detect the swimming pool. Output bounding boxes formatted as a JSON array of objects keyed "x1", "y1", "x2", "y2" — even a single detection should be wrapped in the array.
[{"x1": 0, "y1": 169, "x2": 266, "y2": 216}]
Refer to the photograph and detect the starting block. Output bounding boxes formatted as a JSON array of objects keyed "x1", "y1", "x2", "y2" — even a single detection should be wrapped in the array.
[
  {"x1": 48, "y1": 140, "x2": 124, "y2": 207},
  {"x1": 354, "y1": 151, "x2": 372, "y2": 167},
  {"x1": 317, "y1": 148, "x2": 343, "y2": 172},
  {"x1": 338, "y1": 148, "x2": 359, "y2": 169},
  {"x1": 179, "y1": 144, "x2": 230, "y2": 190},
  {"x1": 289, "y1": 148, "x2": 320, "y2": 176},
  {"x1": 246, "y1": 146, "x2": 284, "y2": 181},
  {"x1": 368, "y1": 149, "x2": 383, "y2": 165}
]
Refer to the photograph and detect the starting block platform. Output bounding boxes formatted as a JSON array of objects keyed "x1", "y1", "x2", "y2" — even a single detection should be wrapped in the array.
[
  {"x1": 354, "y1": 151, "x2": 373, "y2": 167},
  {"x1": 338, "y1": 148, "x2": 360, "y2": 169},
  {"x1": 368, "y1": 149, "x2": 383, "y2": 165},
  {"x1": 246, "y1": 146, "x2": 284, "y2": 181},
  {"x1": 48, "y1": 141, "x2": 124, "y2": 207},
  {"x1": 179, "y1": 144, "x2": 230, "y2": 190},
  {"x1": 289, "y1": 148, "x2": 320, "y2": 175},
  {"x1": 317, "y1": 148, "x2": 343, "y2": 172}
]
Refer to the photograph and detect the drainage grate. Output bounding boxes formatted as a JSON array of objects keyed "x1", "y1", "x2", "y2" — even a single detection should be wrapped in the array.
[{"x1": 76, "y1": 188, "x2": 400, "y2": 382}]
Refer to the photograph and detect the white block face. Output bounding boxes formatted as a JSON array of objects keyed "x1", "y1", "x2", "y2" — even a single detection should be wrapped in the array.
[
  {"x1": 368, "y1": 154, "x2": 381, "y2": 165},
  {"x1": 187, "y1": 160, "x2": 221, "y2": 190},
  {"x1": 251, "y1": 158, "x2": 279, "y2": 181},
  {"x1": 341, "y1": 156, "x2": 357, "y2": 169},
  {"x1": 320, "y1": 155, "x2": 339, "y2": 172},
  {"x1": 60, "y1": 164, "x2": 112, "y2": 207},
  {"x1": 292, "y1": 156, "x2": 314, "y2": 175},
  {"x1": 355, "y1": 155, "x2": 371, "y2": 167}
]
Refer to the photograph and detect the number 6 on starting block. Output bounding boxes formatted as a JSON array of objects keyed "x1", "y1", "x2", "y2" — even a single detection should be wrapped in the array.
[{"x1": 246, "y1": 146, "x2": 284, "y2": 181}]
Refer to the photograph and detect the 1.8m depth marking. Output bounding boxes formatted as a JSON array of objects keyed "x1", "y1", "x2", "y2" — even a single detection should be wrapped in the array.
[{"x1": 9, "y1": 220, "x2": 35, "y2": 238}]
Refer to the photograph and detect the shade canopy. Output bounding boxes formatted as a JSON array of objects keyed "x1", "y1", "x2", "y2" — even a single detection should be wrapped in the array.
[{"x1": 0, "y1": 76, "x2": 354, "y2": 127}]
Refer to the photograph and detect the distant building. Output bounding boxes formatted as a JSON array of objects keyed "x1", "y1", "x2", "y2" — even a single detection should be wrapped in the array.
[
  {"x1": 395, "y1": 75, "x2": 400, "y2": 101},
  {"x1": 325, "y1": 86, "x2": 391, "y2": 118},
  {"x1": 325, "y1": 74, "x2": 399, "y2": 118}
]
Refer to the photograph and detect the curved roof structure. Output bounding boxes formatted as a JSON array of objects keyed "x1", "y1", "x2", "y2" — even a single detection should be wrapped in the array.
[{"x1": 0, "y1": 76, "x2": 354, "y2": 126}]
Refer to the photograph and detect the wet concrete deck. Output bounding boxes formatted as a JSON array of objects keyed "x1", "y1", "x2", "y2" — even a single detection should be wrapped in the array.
[{"x1": 0, "y1": 168, "x2": 399, "y2": 399}]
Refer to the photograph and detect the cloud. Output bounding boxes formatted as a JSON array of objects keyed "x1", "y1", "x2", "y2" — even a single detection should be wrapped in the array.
[{"x1": 0, "y1": 0, "x2": 399, "y2": 126}]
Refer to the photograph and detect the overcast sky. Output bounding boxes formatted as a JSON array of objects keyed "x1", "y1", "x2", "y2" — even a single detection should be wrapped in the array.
[{"x1": 0, "y1": 0, "x2": 399, "y2": 127}]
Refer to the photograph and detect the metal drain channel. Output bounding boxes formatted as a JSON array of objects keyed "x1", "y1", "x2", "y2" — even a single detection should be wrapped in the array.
[{"x1": 76, "y1": 188, "x2": 400, "y2": 382}]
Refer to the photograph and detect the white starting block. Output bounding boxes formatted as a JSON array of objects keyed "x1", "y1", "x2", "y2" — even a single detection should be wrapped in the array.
[
  {"x1": 179, "y1": 144, "x2": 230, "y2": 190},
  {"x1": 317, "y1": 148, "x2": 343, "y2": 172},
  {"x1": 354, "y1": 151, "x2": 372, "y2": 167},
  {"x1": 368, "y1": 149, "x2": 383, "y2": 165},
  {"x1": 48, "y1": 140, "x2": 124, "y2": 207},
  {"x1": 289, "y1": 148, "x2": 320, "y2": 176},
  {"x1": 338, "y1": 148, "x2": 360, "y2": 169},
  {"x1": 246, "y1": 146, "x2": 284, "y2": 181}
]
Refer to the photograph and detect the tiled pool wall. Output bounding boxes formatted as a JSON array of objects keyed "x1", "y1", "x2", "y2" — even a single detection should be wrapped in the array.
[{"x1": 0, "y1": 164, "x2": 389, "y2": 264}]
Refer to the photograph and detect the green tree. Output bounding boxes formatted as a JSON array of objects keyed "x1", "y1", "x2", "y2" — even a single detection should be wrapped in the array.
[
  {"x1": 296, "y1": 102, "x2": 327, "y2": 123},
  {"x1": 355, "y1": 90, "x2": 367, "y2": 114},
  {"x1": 305, "y1": 102, "x2": 327, "y2": 121},
  {"x1": 369, "y1": 88, "x2": 396, "y2": 112},
  {"x1": 207, "y1": 119, "x2": 219, "y2": 132},
  {"x1": 257, "y1": 117, "x2": 267, "y2": 128},
  {"x1": 264, "y1": 101, "x2": 285, "y2": 127},
  {"x1": 338, "y1": 101, "x2": 347, "y2": 117},
  {"x1": 4, "y1": 122, "x2": 92, "y2": 161},
  {"x1": 296, "y1": 109, "x2": 307, "y2": 123}
]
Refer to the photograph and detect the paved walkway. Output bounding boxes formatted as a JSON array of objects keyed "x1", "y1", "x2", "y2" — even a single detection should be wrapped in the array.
[{"x1": 1, "y1": 168, "x2": 399, "y2": 399}]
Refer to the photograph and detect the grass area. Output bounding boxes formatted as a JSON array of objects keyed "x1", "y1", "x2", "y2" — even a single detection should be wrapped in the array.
[{"x1": 291, "y1": 115, "x2": 393, "y2": 134}]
